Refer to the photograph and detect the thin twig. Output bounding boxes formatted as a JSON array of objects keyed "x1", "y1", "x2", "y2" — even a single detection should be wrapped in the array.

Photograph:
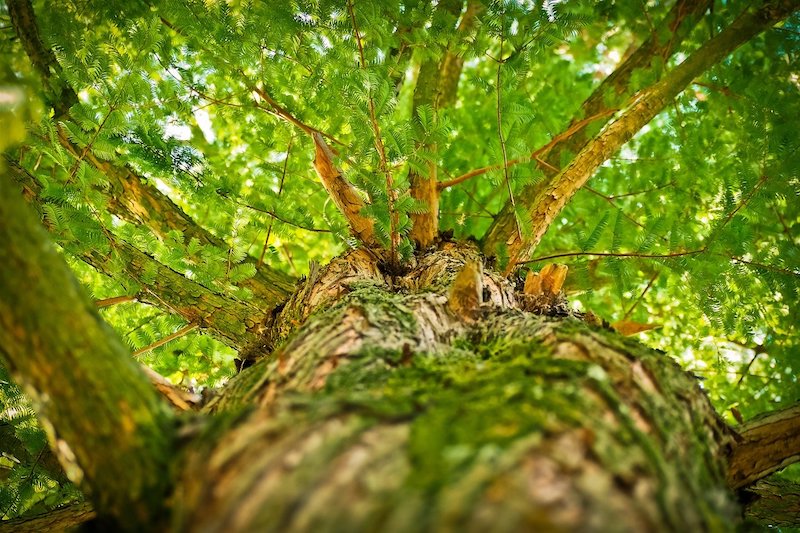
[
  {"x1": 715, "y1": 175, "x2": 768, "y2": 237},
  {"x1": 95, "y1": 295, "x2": 137, "y2": 308},
  {"x1": 607, "y1": 180, "x2": 676, "y2": 199},
  {"x1": 65, "y1": 104, "x2": 117, "y2": 184},
  {"x1": 495, "y1": 9, "x2": 522, "y2": 243},
  {"x1": 524, "y1": 249, "x2": 706, "y2": 264},
  {"x1": 348, "y1": 0, "x2": 399, "y2": 266},
  {"x1": 132, "y1": 323, "x2": 198, "y2": 357},
  {"x1": 622, "y1": 271, "x2": 659, "y2": 320},
  {"x1": 584, "y1": 186, "x2": 650, "y2": 232},
  {"x1": 730, "y1": 257, "x2": 799, "y2": 278},
  {"x1": 259, "y1": 136, "x2": 294, "y2": 267},
  {"x1": 736, "y1": 345, "x2": 767, "y2": 387},
  {"x1": 248, "y1": 81, "x2": 345, "y2": 147},
  {"x1": 439, "y1": 108, "x2": 617, "y2": 189}
]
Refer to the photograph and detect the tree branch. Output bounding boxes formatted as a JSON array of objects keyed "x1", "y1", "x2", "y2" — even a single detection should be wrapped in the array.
[
  {"x1": 131, "y1": 323, "x2": 198, "y2": 357},
  {"x1": 728, "y1": 403, "x2": 800, "y2": 489},
  {"x1": 0, "y1": 502, "x2": 96, "y2": 533},
  {"x1": 482, "y1": 0, "x2": 713, "y2": 255},
  {"x1": 347, "y1": 0, "x2": 399, "y2": 263},
  {"x1": 442, "y1": 108, "x2": 617, "y2": 189},
  {"x1": 524, "y1": 249, "x2": 706, "y2": 264},
  {"x1": 138, "y1": 365, "x2": 202, "y2": 412},
  {"x1": 409, "y1": 0, "x2": 482, "y2": 247},
  {"x1": 311, "y1": 132, "x2": 378, "y2": 247},
  {"x1": 0, "y1": 170, "x2": 174, "y2": 525},
  {"x1": 8, "y1": 161, "x2": 264, "y2": 348},
  {"x1": 740, "y1": 478, "x2": 800, "y2": 528},
  {"x1": 8, "y1": 0, "x2": 293, "y2": 309},
  {"x1": 95, "y1": 294, "x2": 137, "y2": 308},
  {"x1": 487, "y1": 0, "x2": 798, "y2": 272}
]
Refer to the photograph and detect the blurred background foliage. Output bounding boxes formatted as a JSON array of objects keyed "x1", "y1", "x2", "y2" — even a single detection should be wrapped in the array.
[{"x1": 0, "y1": 0, "x2": 798, "y2": 520}]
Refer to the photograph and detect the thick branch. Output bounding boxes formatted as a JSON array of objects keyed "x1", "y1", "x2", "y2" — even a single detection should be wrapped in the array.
[
  {"x1": 8, "y1": 0, "x2": 293, "y2": 308},
  {"x1": 741, "y1": 479, "x2": 800, "y2": 528},
  {"x1": 8, "y1": 160, "x2": 263, "y2": 348},
  {"x1": 0, "y1": 171, "x2": 174, "y2": 525},
  {"x1": 482, "y1": 0, "x2": 712, "y2": 255},
  {"x1": 486, "y1": 0, "x2": 798, "y2": 271},
  {"x1": 409, "y1": 0, "x2": 481, "y2": 247},
  {"x1": 728, "y1": 403, "x2": 800, "y2": 490},
  {"x1": 312, "y1": 132, "x2": 378, "y2": 247},
  {"x1": 5, "y1": 0, "x2": 76, "y2": 118}
]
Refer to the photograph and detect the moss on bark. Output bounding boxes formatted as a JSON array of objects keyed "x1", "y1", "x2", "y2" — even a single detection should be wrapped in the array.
[{"x1": 174, "y1": 244, "x2": 739, "y2": 532}]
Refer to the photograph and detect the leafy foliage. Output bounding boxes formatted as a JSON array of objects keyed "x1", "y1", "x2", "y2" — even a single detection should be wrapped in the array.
[{"x1": 0, "y1": 0, "x2": 798, "y2": 522}]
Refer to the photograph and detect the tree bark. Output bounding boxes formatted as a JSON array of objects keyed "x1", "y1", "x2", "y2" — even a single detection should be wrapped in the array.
[
  {"x1": 740, "y1": 479, "x2": 800, "y2": 528},
  {"x1": 408, "y1": 0, "x2": 480, "y2": 247},
  {"x1": 3, "y1": 198, "x2": 797, "y2": 530},
  {"x1": 169, "y1": 243, "x2": 744, "y2": 532},
  {"x1": 0, "y1": 502, "x2": 95, "y2": 533},
  {"x1": 727, "y1": 403, "x2": 800, "y2": 489},
  {"x1": 7, "y1": 0, "x2": 294, "y2": 308},
  {"x1": 0, "y1": 172, "x2": 175, "y2": 526}
]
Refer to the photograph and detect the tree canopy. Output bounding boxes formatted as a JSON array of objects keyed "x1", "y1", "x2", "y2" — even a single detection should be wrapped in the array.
[{"x1": 0, "y1": 0, "x2": 798, "y2": 523}]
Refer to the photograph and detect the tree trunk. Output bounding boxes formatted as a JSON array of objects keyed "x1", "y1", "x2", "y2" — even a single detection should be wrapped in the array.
[
  {"x1": 5, "y1": 169, "x2": 795, "y2": 530},
  {"x1": 170, "y1": 244, "x2": 740, "y2": 532}
]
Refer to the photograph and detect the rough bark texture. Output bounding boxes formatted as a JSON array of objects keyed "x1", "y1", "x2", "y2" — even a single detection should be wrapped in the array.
[
  {"x1": 728, "y1": 403, "x2": 800, "y2": 489},
  {"x1": 740, "y1": 479, "x2": 800, "y2": 528},
  {"x1": 0, "y1": 173, "x2": 174, "y2": 526},
  {"x1": 171, "y1": 242, "x2": 740, "y2": 532}
]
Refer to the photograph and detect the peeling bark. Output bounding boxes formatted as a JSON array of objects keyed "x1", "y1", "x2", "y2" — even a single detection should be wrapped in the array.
[{"x1": 311, "y1": 133, "x2": 378, "y2": 247}]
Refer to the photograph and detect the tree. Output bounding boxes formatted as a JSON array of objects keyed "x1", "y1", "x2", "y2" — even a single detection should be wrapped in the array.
[{"x1": 0, "y1": 0, "x2": 799, "y2": 529}]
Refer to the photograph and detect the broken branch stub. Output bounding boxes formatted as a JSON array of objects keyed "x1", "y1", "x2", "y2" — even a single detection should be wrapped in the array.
[
  {"x1": 448, "y1": 260, "x2": 483, "y2": 320},
  {"x1": 524, "y1": 264, "x2": 568, "y2": 296}
]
